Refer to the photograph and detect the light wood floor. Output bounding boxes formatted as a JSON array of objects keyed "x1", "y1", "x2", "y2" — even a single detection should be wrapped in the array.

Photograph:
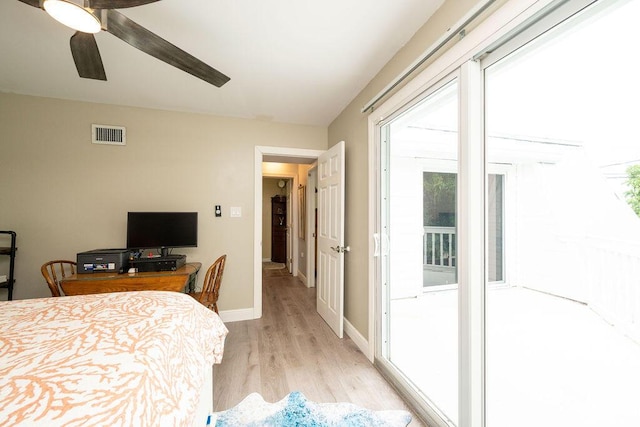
[{"x1": 213, "y1": 267, "x2": 425, "y2": 426}]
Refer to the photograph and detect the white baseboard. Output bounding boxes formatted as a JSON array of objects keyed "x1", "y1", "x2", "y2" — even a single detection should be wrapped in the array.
[
  {"x1": 344, "y1": 318, "x2": 372, "y2": 361},
  {"x1": 218, "y1": 308, "x2": 255, "y2": 323},
  {"x1": 297, "y1": 270, "x2": 307, "y2": 286}
]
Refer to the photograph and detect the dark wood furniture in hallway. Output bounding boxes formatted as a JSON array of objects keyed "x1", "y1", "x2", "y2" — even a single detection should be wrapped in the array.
[{"x1": 271, "y1": 195, "x2": 287, "y2": 263}]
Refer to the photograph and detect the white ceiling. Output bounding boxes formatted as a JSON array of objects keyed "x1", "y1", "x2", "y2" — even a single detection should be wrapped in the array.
[{"x1": 0, "y1": 0, "x2": 443, "y2": 126}]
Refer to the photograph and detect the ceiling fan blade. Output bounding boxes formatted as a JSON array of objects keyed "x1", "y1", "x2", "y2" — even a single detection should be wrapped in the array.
[
  {"x1": 105, "y1": 10, "x2": 230, "y2": 87},
  {"x1": 16, "y1": 0, "x2": 41, "y2": 8},
  {"x1": 70, "y1": 32, "x2": 107, "y2": 81},
  {"x1": 88, "y1": 0, "x2": 160, "y2": 9}
]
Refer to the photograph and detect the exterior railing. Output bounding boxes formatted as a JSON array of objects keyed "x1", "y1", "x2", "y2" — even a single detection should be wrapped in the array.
[
  {"x1": 423, "y1": 226, "x2": 456, "y2": 268},
  {"x1": 518, "y1": 233, "x2": 640, "y2": 344},
  {"x1": 423, "y1": 226, "x2": 639, "y2": 342},
  {"x1": 583, "y1": 236, "x2": 640, "y2": 344}
]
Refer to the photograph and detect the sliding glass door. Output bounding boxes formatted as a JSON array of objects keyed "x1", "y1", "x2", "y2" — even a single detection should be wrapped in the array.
[{"x1": 374, "y1": 1, "x2": 640, "y2": 426}]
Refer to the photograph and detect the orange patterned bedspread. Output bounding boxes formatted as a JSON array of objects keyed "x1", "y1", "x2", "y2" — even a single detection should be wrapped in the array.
[{"x1": 0, "y1": 291, "x2": 228, "y2": 427}]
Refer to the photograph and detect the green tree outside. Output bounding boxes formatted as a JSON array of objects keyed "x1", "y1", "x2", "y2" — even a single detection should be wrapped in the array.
[
  {"x1": 423, "y1": 172, "x2": 456, "y2": 226},
  {"x1": 625, "y1": 164, "x2": 640, "y2": 217}
]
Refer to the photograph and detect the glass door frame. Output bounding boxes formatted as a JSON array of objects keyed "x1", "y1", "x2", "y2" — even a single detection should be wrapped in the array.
[{"x1": 368, "y1": 1, "x2": 602, "y2": 426}]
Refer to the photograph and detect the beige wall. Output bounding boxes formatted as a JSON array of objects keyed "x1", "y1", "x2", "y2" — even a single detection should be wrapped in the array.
[
  {"x1": 328, "y1": 0, "x2": 489, "y2": 338},
  {"x1": 0, "y1": 92, "x2": 327, "y2": 307},
  {"x1": 2, "y1": 0, "x2": 505, "y2": 337}
]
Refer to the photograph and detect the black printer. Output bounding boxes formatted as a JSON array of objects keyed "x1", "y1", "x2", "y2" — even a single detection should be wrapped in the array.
[{"x1": 77, "y1": 248, "x2": 130, "y2": 274}]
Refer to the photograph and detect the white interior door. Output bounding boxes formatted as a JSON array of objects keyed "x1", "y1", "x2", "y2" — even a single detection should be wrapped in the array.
[{"x1": 317, "y1": 140, "x2": 346, "y2": 338}]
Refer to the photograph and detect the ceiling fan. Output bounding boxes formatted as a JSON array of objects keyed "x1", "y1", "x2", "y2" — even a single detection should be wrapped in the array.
[{"x1": 17, "y1": 0, "x2": 230, "y2": 87}]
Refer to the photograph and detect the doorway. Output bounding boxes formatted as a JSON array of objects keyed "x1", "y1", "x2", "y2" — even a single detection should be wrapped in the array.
[
  {"x1": 253, "y1": 146, "x2": 324, "y2": 319},
  {"x1": 262, "y1": 176, "x2": 294, "y2": 272}
]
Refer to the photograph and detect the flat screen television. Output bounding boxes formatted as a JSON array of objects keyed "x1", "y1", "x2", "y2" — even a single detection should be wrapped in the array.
[{"x1": 126, "y1": 212, "x2": 198, "y2": 257}]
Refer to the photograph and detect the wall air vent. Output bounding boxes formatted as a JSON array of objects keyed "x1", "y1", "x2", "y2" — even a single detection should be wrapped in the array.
[{"x1": 92, "y1": 124, "x2": 126, "y2": 146}]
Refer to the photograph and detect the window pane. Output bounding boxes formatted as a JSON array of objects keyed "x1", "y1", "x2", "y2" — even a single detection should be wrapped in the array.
[
  {"x1": 382, "y1": 80, "x2": 459, "y2": 425},
  {"x1": 485, "y1": 1, "x2": 640, "y2": 426},
  {"x1": 424, "y1": 172, "x2": 457, "y2": 285}
]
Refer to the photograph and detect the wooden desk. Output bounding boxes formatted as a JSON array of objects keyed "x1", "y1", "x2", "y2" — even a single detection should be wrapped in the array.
[{"x1": 60, "y1": 262, "x2": 201, "y2": 296}]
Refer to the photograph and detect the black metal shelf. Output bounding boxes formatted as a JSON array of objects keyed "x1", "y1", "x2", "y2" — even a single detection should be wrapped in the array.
[{"x1": 0, "y1": 231, "x2": 17, "y2": 301}]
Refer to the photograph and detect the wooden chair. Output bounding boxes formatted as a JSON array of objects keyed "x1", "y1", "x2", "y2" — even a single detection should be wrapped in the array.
[
  {"x1": 189, "y1": 255, "x2": 226, "y2": 313},
  {"x1": 41, "y1": 260, "x2": 76, "y2": 297}
]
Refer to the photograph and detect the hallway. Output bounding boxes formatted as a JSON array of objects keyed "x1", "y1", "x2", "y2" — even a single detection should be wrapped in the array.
[{"x1": 213, "y1": 266, "x2": 424, "y2": 425}]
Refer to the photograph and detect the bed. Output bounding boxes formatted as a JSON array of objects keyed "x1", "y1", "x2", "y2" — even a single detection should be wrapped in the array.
[{"x1": 0, "y1": 290, "x2": 228, "y2": 426}]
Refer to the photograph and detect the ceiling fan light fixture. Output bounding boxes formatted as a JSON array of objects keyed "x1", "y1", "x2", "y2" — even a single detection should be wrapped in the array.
[{"x1": 43, "y1": 0, "x2": 101, "y2": 34}]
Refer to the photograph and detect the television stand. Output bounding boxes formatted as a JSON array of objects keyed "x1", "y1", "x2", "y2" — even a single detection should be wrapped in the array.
[{"x1": 131, "y1": 254, "x2": 186, "y2": 272}]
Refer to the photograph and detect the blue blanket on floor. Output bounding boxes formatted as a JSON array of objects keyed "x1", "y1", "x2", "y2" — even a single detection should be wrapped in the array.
[{"x1": 212, "y1": 391, "x2": 412, "y2": 427}]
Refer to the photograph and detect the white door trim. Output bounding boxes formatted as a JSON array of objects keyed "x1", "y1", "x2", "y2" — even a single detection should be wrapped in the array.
[
  {"x1": 306, "y1": 165, "x2": 318, "y2": 288},
  {"x1": 254, "y1": 146, "x2": 325, "y2": 319}
]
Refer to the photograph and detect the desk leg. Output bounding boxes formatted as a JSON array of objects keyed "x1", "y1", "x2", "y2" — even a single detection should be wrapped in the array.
[{"x1": 187, "y1": 271, "x2": 198, "y2": 293}]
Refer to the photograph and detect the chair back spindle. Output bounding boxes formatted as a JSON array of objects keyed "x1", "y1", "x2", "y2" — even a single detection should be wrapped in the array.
[
  {"x1": 41, "y1": 260, "x2": 77, "y2": 297},
  {"x1": 190, "y1": 255, "x2": 226, "y2": 313}
]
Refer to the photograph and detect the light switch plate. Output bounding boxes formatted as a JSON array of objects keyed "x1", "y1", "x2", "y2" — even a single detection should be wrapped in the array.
[{"x1": 230, "y1": 207, "x2": 242, "y2": 218}]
